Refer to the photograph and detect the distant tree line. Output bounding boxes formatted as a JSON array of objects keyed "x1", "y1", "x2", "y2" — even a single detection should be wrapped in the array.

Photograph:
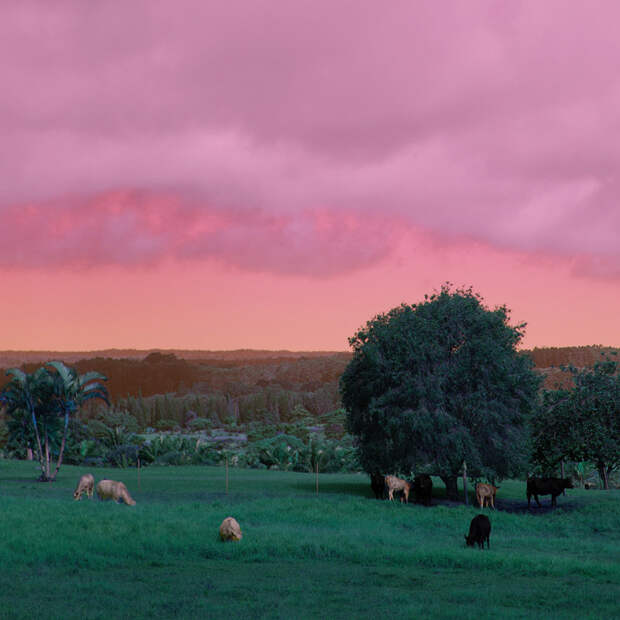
[{"x1": 0, "y1": 308, "x2": 618, "y2": 492}]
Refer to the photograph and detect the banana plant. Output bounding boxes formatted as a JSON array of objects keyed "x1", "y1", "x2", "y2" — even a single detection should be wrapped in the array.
[{"x1": 46, "y1": 361, "x2": 109, "y2": 481}]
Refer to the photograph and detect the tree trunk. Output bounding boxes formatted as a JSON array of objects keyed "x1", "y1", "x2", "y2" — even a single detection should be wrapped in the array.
[
  {"x1": 51, "y1": 412, "x2": 69, "y2": 482},
  {"x1": 441, "y1": 475, "x2": 459, "y2": 501},
  {"x1": 598, "y1": 462, "x2": 609, "y2": 490},
  {"x1": 31, "y1": 411, "x2": 47, "y2": 481},
  {"x1": 44, "y1": 430, "x2": 51, "y2": 481},
  {"x1": 26, "y1": 447, "x2": 33, "y2": 461},
  {"x1": 462, "y1": 461, "x2": 468, "y2": 506}
]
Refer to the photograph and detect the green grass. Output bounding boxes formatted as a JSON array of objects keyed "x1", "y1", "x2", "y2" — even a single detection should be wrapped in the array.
[{"x1": 1, "y1": 461, "x2": 618, "y2": 619}]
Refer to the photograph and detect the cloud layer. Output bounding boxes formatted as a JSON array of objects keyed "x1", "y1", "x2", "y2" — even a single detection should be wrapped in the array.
[{"x1": 2, "y1": 1, "x2": 620, "y2": 277}]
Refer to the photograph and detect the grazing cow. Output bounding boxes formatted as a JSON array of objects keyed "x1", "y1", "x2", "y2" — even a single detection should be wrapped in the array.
[
  {"x1": 413, "y1": 474, "x2": 433, "y2": 506},
  {"x1": 475, "y1": 483, "x2": 499, "y2": 509},
  {"x1": 465, "y1": 514, "x2": 491, "y2": 549},
  {"x1": 370, "y1": 472, "x2": 386, "y2": 499},
  {"x1": 385, "y1": 475, "x2": 411, "y2": 503},
  {"x1": 73, "y1": 473, "x2": 95, "y2": 501},
  {"x1": 96, "y1": 479, "x2": 136, "y2": 505},
  {"x1": 219, "y1": 516, "x2": 243, "y2": 542},
  {"x1": 527, "y1": 477, "x2": 573, "y2": 508}
]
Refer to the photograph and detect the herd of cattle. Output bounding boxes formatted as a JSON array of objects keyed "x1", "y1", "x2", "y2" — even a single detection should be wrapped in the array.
[
  {"x1": 71, "y1": 470, "x2": 576, "y2": 550},
  {"x1": 371, "y1": 472, "x2": 575, "y2": 549}
]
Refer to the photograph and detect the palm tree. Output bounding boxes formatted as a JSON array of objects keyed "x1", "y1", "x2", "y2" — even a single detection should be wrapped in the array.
[
  {"x1": 2, "y1": 363, "x2": 109, "y2": 481},
  {"x1": 46, "y1": 361, "x2": 109, "y2": 481},
  {"x1": 2, "y1": 367, "x2": 55, "y2": 480}
]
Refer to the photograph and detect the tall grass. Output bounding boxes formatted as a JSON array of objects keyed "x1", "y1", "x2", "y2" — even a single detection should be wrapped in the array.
[{"x1": 0, "y1": 460, "x2": 618, "y2": 619}]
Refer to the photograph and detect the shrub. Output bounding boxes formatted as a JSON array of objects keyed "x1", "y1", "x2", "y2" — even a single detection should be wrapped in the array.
[
  {"x1": 187, "y1": 417, "x2": 213, "y2": 432},
  {"x1": 154, "y1": 419, "x2": 180, "y2": 431}
]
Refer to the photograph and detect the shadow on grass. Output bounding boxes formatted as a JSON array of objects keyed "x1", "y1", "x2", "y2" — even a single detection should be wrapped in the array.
[
  {"x1": 494, "y1": 497, "x2": 581, "y2": 515},
  {"x1": 292, "y1": 479, "x2": 370, "y2": 497}
]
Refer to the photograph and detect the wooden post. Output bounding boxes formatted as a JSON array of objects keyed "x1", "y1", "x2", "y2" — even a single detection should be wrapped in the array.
[
  {"x1": 463, "y1": 461, "x2": 468, "y2": 506},
  {"x1": 561, "y1": 460, "x2": 565, "y2": 495},
  {"x1": 315, "y1": 461, "x2": 319, "y2": 495},
  {"x1": 137, "y1": 457, "x2": 141, "y2": 492},
  {"x1": 225, "y1": 455, "x2": 229, "y2": 495}
]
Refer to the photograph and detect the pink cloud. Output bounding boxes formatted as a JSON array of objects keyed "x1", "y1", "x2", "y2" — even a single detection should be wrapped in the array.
[
  {"x1": 1, "y1": 1, "x2": 619, "y2": 279},
  {"x1": 0, "y1": 191, "x2": 403, "y2": 276}
]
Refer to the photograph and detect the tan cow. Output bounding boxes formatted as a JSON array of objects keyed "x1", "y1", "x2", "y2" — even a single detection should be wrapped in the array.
[
  {"x1": 73, "y1": 473, "x2": 95, "y2": 500},
  {"x1": 219, "y1": 516, "x2": 243, "y2": 541},
  {"x1": 476, "y1": 482, "x2": 499, "y2": 509},
  {"x1": 385, "y1": 475, "x2": 412, "y2": 503},
  {"x1": 96, "y1": 479, "x2": 136, "y2": 505}
]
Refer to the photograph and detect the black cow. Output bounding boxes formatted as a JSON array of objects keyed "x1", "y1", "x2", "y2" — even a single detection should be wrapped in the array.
[
  {"x1": 527, "y1": 477, "x2": 573, "y2": 508},
  {"x1": 465, "y1": 514, "x2": 491, "y2": 549},
  {"x1": 370, "y1": 472, "x2": 386, "y2": 499},
  {"x1": 413, "y1": 474, "x2": 433, "y2": 506}
]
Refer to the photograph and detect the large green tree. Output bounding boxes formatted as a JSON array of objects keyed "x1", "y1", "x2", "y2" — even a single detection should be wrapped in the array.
[
  {"x1": 340, "y1": 285, "x2": 541, "y2": 499},
  {"x1": 532, "y1": 359, "x2": 619, "y2": 489},
  {"x1": 1, "y1": 362, "x2": 108, "y2": 481}
]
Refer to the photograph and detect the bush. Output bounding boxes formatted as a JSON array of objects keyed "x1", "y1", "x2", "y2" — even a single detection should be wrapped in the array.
[
  {"x1": 154, "y1": 419, "x2": 180, "y2": 431},
  {"x1": 187, "y1": 417, "x2": 213, "y2": 432},
  {"x1": 105, "y1": 444, "x2": 140, "y2": 468}
]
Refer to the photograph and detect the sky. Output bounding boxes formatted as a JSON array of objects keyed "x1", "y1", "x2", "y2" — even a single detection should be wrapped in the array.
[{"x1": 2, "y1": 0, "x2": 620, "y2": 351}]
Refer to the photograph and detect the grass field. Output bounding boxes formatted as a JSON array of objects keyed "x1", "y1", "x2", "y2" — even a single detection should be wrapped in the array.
[{"x1": 0, "y1": 460, "x2": 618, "y2": 620}]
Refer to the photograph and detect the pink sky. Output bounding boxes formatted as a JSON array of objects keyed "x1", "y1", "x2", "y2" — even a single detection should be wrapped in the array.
[{"x1": 2, "y1": 1, "x2": 619, "y2": 351}]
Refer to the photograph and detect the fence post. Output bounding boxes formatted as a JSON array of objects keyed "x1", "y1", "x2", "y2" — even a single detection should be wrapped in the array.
[
  {"x1": 315, "y1": 461, "x2": 319, "y2": 495},
  {"x1": 463, "y1": 461, "x2": 468, "y2": 506}
]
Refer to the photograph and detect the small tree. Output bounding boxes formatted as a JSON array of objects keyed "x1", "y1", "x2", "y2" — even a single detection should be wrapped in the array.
[
  {"x1": 46, "y1": 361, "x2": 109, "y2": 480},
  {"x1": 340, "y1": 285, "x2": 541, "y2": 499},
  {"x1": 535, "y1": 360, "x2": 620, "y2": 489},
  {"x1": 1, "y1": 362, "x2": 108, "y2": 481},
  {"x1": 530, "y1": 388, "x2": 577, "y2": 474},
  {"x1": 2, "y1": 368, "x2": 54, "y2": 479}
]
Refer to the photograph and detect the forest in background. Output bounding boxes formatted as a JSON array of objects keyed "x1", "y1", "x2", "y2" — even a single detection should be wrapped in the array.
[
  {"x1": 0, "y1": 345, "x2": 617, "y2": 430},
  {"x1": 0, "y1": 345, "x2": 617, "y2": 482}
]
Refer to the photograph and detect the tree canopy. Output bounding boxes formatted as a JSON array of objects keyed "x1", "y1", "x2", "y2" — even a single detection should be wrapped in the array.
[
  {"x1": 339, "y1": 285, "x2": 541, "y2": 499},
  {"x1": 1, "y1": 362, "x2": 108, "y2": 481},
  {"x1": 532, "y1": 358, "x2": 619, "y2": 488}
]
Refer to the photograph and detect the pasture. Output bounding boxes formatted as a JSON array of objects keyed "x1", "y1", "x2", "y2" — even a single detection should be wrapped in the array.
[{"x1": 0, "y1": 461, "x2": 618, "y2": 620}]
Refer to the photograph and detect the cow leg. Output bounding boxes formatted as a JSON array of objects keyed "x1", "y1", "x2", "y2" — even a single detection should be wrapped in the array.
[
  {"x1": 534, "y1": 494, "x2": 541, "y2": 507},
  {"x1": 388, "y1": 489, "x2": 394, "y2": 501}
]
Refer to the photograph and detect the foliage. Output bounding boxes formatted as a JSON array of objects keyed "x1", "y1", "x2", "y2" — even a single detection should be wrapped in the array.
[
  {"x1": 2, "y1": 367, "x2": 59, "y2": 480},
  {"x1": 238, "y1": 432, "x2": 359, "y2": 473},
  {"x1": 138, "y1": 434, "x2": 220, "y2": 466},
  {"x1": 187, "y1": 417, "x2": 213, "y2": 431},
  {"x1": 532, "y1": 359, "x2": 620, "y2": 489},
  {"x1": 340, "y1": 285, "x2": 541, "y2": 498},
  {"x1": 45, "y1": 361, "x2": 109, "y2": 479},
  {"x1": 1, "y1": 362, "x2": 108, "y2": 481},
  {"x1": 154, "y1": 418, "x2": 181, "y2": 431}
]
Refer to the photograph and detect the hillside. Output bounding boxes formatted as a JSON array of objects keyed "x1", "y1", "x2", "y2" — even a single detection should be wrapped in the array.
[
  {"x1": 0, "y1": 346, "x2": 617, "y2": 423},
  {"x1": 0, "y1": 348, "x2": 345, "y2": 368}
]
